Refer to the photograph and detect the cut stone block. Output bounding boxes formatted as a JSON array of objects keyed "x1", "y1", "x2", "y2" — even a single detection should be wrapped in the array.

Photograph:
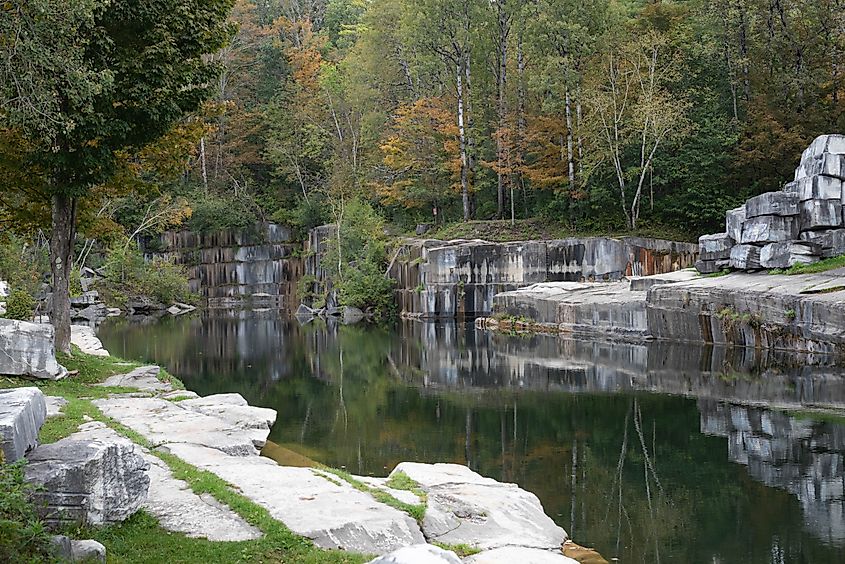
[
  {"x1": 783, "y1": 181, "x2": 799, "y2": 195},
  {"x1": 796, "y1": 175, "x2": 843, "y2": 201},
  {"x1": 795, "y1": 153, "x2": 845, "y2": 181},
  {"x1": 695, "y1": 259, "x2": 730, "y2": 275},
  {"x1": 698, "y1": 233, "x2": 733, "y2": 260},
  {"x1": 0, "y1": 319, "x2": 68, "y2": 380},
  {"x1": 96, "y1": 365, "x2": 171, "y2": 392},
  {"x1": 729, "y1": 245, "x2": 762, "y2": 270},
  {"x1": 745, "y1": 192, "x2": 799, "y2": 218},
  {"x1": 800, "y1": 229, "x2": 845, "y2": 258},
  {"x1": 0, "y1": 387, "x2": 47, "y2": 462},
  {"x1": 740, "y1": 215, "x2": 798, "y2": 244},
  {"x1": 799, "y1": 134, "x2": 845, "y2": 163},
  {"x1": 726, "y1": 206, "x2": 746, "y2": 243},
  {"x1": 759, "y1": 241, "x2": 821, "y2": 269},
  {"x1": 25, "y1": 422, "x2": 150, "y2": 527},
  {"x1": 799, "y1": 199, "x2": 842, "y2": 230}
]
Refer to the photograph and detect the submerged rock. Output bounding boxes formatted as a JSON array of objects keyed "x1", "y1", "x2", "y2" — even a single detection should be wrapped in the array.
[
  {"x1": 0, "y1": 387, "x2": 47, "y2": 462},
  {"x1": 25, "y1": 422, "x2": 149, "y2": 527},
  {"x1": 0, "y1": 319, "x2": 67, "y2": 380}
]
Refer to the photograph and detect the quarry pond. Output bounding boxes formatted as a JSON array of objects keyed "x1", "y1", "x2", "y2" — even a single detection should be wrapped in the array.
[{"x1": 98, "y1": 311, "x2": 845, "y2": 564}]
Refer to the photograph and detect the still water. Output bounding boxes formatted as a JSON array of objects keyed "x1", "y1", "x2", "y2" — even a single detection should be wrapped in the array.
[{"x1": 98, "y1": 311, "x2": 845, "y2": 563}]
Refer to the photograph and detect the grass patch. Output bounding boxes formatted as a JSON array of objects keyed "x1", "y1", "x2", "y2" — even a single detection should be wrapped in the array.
[
  {"x1": 384, "y1": 471, "x2": 427, "y2": 502},
  {"x1": 433, "y1": 542, "x2": 481, "y2": 557},
  {"x1": 426, "y1": 219, "x2": 695, "y2": 244},
  {"x1": 704, "y1": 269, "x2": 732, "y2": 278},
  {"x1": 768, "y1": 254, "x2": 845, "y2": 275},
  {"x1": 320, "y1": 468, "x2": 426, "y2": 524}
]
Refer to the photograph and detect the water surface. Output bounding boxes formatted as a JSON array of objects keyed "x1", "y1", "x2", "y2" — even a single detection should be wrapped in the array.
[{"x1": 99, "y1": 312, "x2": 845, "y2": 563}]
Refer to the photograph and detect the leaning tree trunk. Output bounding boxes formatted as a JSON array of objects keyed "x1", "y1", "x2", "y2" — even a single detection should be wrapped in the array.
[{"x1": 50, "y1": 194, "x2": 76, "y2": 355}]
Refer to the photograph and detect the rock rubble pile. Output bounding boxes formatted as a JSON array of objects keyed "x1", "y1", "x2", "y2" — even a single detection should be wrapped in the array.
[{"x1": 698, "y1": 134, "x2": 845, "y2": 273}]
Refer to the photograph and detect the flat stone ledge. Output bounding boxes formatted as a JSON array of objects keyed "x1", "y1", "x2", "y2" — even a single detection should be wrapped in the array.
[
  {"x1": 465, "y1": 547, "x2": 579, "y2": 564},
  {"x1": 142, "y1": 452, "x2": 262, "y2": 541}
]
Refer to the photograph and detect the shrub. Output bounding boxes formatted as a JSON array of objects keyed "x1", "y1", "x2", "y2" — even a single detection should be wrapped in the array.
[
  {"x1": 338, "y1": 261, "x2": 396, "y2": 320},
  {"x1": 3, "y1": 289, "x2": 35, "y2": 321},
  {"x1": 0, "y1": 235, "x2": 48, "y2": 297},
  {"x1": 186, "y1": 190, "x2": 261, "y2": 235},
  {"x1": 99, "y1": 243, "x2": 194, "y2": 307},
  {"x1": 0, "y1": 461, "x2": 54, "y2": 563}
]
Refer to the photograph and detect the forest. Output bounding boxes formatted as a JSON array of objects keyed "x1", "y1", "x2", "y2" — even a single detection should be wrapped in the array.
[{"x1": 1, "y1": 0, "x2": 844, "y2": 337}]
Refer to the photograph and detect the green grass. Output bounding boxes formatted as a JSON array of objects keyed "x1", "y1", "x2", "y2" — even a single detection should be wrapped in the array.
[
  {"x1": 319, "y1": 468, "x2": 427, "y2": 524},
  {"x1": 768, "y1": 254, "x2": 845, "y2": 275},
  {"x1": 432, "y1": 542, "x2": 482, "y2": 557},
  {"x1": 425, "y1": 219, "x2": 696, "y2": 243}
]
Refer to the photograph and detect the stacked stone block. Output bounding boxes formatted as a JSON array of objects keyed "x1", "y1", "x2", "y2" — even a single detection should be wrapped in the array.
[{"x1": 697, "y1": 134, "x2": 845, "y2": 273}]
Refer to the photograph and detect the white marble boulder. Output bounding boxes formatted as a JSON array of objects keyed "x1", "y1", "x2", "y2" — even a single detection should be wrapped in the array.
[
  {"x1": 730, "y1": 245, "x2": 762, "y2": 270},
  {"x1": 800, "y1": 199, "x2": 842, "y2": 230},
  {"x1": 740, "y1": 215, "x2": 799, "y2": 244},
  {"x1": 745, "y1": 191, "x2": 799, "y2": 218},
  {"x1": 0, "y1": 319, "x2": 67, "y2": 380},
  {"x1": 800, "y1": 229, "x2": 845, "y2": 258},
  {"x1": 796, "y1": 175, "x2": 843, "y2": 201},
  {"x1": 390, "y1": 462, "x2": 568, "y2": 556},
  {"x1": 97, "y1": 365, "x2": 171, "y2": 392},
  {"x1": 0, "y1": 387, "x2": 47, "y2": 462},
  {"x1": 760, "y1": 241, "x2": 821, "y2": 269},
  {"x1": 366, "y1": 545, "x2": 462, "y2": 564},
  {"x1": 24, "y1": 422, "x2": 150, "y2": 527},
  {"x1": 698, "y1": 233, "x2": 733, "y2": 261},
  {"x1": 725, "y1": 206, "x2": 747, "y2": 243}
]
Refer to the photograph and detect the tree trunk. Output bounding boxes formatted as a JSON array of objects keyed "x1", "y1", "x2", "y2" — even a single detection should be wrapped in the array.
[
  {"x1": 495, "y1": 6, "x2": 509, "y2": 220},
  {"x1": 50, "y1": 194, "x2": 76, "y2": 355},
  {"x1": 565, "y1": 87, "x2": 576, "y2": 223},
  {"x1": 457, "y1": 64, "x2": 471, "y2": 221}
]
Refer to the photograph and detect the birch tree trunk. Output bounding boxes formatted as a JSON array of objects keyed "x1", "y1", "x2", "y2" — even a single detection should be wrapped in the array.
[{"x1": 457, "y1": 64, "x2": 471, "y2": 221}]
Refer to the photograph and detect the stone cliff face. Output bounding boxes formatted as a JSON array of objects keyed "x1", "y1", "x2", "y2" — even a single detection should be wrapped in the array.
[
  {"x1": 390, "y1": 237, "x2": 697, "y2": 319},
  {"x1": 160, "y1": 223, "x2": 303, "y2": 308}
]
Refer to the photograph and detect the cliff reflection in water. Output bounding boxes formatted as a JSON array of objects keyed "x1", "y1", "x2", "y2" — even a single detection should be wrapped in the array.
[{"x1": 99, "y1": 311, "x2": 845, "y2": 563}]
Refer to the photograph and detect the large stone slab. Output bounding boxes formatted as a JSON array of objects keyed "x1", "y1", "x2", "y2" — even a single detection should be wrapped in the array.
[
  {"x1": 390, "y1": 463, "x2": 567, "y2": 552},
  {"x1": 740, "y1": 215, "x2": 798, "y2": 244},
  {"x1": 800, "y1": 199, "x2": 842, "y2": 230},
  {"x1": 25, "y1": 422, "x2": 149, "y2": 526},
  {"x1": 695, "y1": 259, "x2": 730, "y2": 275},
  {"x1": 179, "y1": 393, "x2": 276, "y2": 448},
  {"x1": 759, "y1": 241, "x2": 821, "y2": 269},
  {"x1": 796, "y1": 175, "x2": 843, "y2": 201},
  {"x1": 70, "y1": 325, "x2": 109, "y2": 357},
  {"x1": 0, "y1": 387, "x2": 47, "y2": 462},
  {"x1": 726, "y1": 206, "x2": 746, "y2": 243},
  {"x1": 367, "y1": 545, "x2": 462, "y2": 564},
  {"x1": 142, "y1": 452, "x2": 261, "y2": 541},
  {"x1": 698, "y1": 233, "x2": 733, "y2": 260},
  {"x1": 96, "y1": 365, "x2": 171, "y2": 392},
  {"x1": 729, "y1": 245, "x2": 762, "y2": 270},
  {"x1": 466, "y1": 547, "x2": 579, "y2": 564},
  {"x1": 797, "y1": 134, "x2": 845, "y2": 171},
  {"x1": 164, "y1": 443, "x2": 425, "y2": 555},
  {"x1": 92, "y1": 397, "x2": 258, "y2": 456},
  {"x1": 745, "y1": 192, "x2": 798, "y2": 218},
  {"x1": 0, "y1": 319, "x2": 67, "y2": 380}
]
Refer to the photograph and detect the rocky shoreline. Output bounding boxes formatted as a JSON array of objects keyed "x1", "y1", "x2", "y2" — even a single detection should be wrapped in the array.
[
  {"x1": 479, "y1": 268, "x2": 845, "y2": 354},
  {"x1": 0, "y1": 325, "x2": 587, "y2": 563}
]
